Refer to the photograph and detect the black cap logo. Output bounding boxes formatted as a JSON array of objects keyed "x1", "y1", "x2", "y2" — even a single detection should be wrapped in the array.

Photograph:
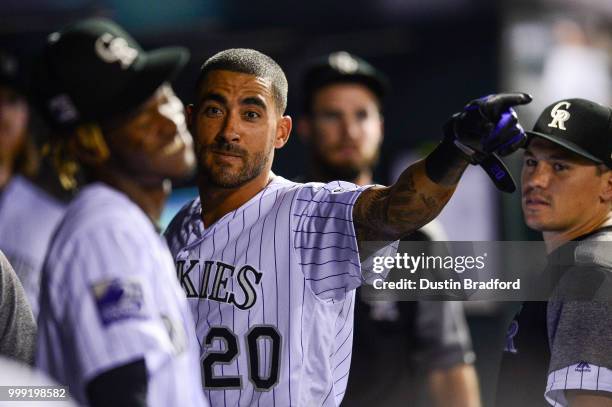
[
  {"x1": 94, "y1": 33, "x2": 138, "y2": 70},
  {"x1": 547, "y1": 101, "x2": 571, "y2": 131},
  {"x1": 328, "y1": 51, "x2": 359, "y2": 74}
]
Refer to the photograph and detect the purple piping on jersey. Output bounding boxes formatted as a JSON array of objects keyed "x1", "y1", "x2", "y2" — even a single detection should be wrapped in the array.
[
  {"x1": 292, "y1": 214, "x2": 351, "y2": 222},
  {"x1": 295, "y1": 245, "x2": 358, "y2": 253},
  {"x1": 296, "y1": 198, "x2": 353, "y2": 206},
  {"x1": 292, "y1": 230, "x2": 355, "y2": 237},
  {"x1": 306, "y1": 271, "x2": 353, "y2": 282},
  {"x1": 300, "y1": 259, "x2": 360, "y2": 268},
  {"x1": 314, "y1": 285, "x2": 348, "y2": 297}
]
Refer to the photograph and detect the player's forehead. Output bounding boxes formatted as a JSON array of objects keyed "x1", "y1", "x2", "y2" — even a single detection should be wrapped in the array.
[
  {"x1": 198, "y1": 70, "x2": 274, "y2": 107},
  {"x1": 312, "y1": 83, "x2": 379, "y2": 112},
  {"x1": 524, "y1": 137, "x2": 591, "y2": 164}
]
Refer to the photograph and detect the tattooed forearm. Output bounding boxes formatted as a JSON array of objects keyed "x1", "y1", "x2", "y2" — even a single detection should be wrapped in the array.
[{"x1": 354, "y1": 160, "x2": 457, "y2": 243}]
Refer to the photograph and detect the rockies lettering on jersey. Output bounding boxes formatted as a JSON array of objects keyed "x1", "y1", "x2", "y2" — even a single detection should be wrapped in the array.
[
  {"x1": 165, "y1": 176, "x2": 382, "y2": 407},
  {"x1": 176, "y1": 259, "x2": 262, "y2": 309}
]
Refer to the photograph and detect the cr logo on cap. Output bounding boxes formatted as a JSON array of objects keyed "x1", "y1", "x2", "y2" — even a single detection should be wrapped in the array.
[
  {"x1": 329, "y1": 51, "x2": 359, "y2": 74},
  {"x1": 548, "y1": 101, "x2": 571, "y2": 131},
  {"x1": 95, "y1": 33, "x2": 138, "y2": 70}
]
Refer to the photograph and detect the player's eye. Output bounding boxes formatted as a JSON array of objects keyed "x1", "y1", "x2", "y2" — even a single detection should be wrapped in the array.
[
  {"x1": 317, "y1": 111, "x2": 341, "y2": 123},
  {"x1": 243, "y1": 110, "x2": 260, "y2": 121},
  {"x1": 552, "y1": 162, "x2": 569, "y2": 172},
  {"x1": 355, "y1": 109, "x2": 369, "y2": 121},
  {"x1": 524, "y1": 158, "x2": 537, "y2": 167},
  {"x1": 203, "y1": 106, "x2": 223, "y2": 118}
]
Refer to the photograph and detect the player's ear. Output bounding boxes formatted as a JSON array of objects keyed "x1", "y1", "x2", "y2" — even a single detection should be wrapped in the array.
[
  {"x1": 274, "y1": 115, "x2": 292, "y2": 149},
  {"x1": 600, "y1": 166, "x2": 612, "y2": 204},
  {"x1": 73, "y1": 123, "x2": 110, "y2": 165}
]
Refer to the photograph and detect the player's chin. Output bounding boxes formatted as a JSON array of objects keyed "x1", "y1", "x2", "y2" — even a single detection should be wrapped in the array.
[{"x1": 523, "y1": 215, "x2": 553, "y2": 232}]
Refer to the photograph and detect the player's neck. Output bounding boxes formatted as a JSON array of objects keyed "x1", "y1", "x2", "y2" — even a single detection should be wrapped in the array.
[
  {"x1": 94, "y1": 170, "x2": 170, "y2": 225},
  {"x1": 198, "y1": 170, "x2": 274, "y2": 228},
  {"x1": 543, "y1": 211, "x2": 612, "y2": 253},
  {"x1": 0, "y1": 160, "x2": 14, "y2": 190}
]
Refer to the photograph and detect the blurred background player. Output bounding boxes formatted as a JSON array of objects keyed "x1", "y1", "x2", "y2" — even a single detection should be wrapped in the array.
[
  {"x1": 0, "y1": 249, "x2": 35, "y2": 365},
  {"x1": 0, "y1": 51, "x2": 65, "y2": 318},
  {"x1": 299, "y1": 51, "x2": 481, "y2": 407},
  {"x1": 496, "y1": 99, "x2": 612, "y2": 406},
  {"x1": 32, "y1": 18, "x2": 208, "y2": 407}
]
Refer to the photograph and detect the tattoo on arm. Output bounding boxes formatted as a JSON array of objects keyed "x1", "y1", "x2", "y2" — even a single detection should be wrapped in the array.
[{"x1": 354, "y1": 160, "x2": 456, "y2": 245}]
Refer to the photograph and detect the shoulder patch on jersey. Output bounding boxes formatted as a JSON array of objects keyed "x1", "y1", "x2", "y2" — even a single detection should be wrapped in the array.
[{"x1": 92, "y1": 278, "x2": 148, "y2": 326}]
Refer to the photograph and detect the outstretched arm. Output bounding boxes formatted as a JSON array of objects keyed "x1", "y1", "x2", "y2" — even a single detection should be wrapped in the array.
[{"x1": 353, "y1": 92, "x2": 531, "y2": 243}]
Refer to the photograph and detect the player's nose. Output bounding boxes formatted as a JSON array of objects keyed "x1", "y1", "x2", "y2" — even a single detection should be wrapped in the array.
[
  {"x1": 341, "y1": 117, "x2": 360, "y2": 141},
  {"x1": 218, "y1": 111, "x2": 241, "y2": 143},
  {"x1": 526, "y1": 162, "x2": 552, "y2": 189}
]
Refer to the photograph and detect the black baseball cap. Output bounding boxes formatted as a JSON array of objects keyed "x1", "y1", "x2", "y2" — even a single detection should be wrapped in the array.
[
  {"x1": 302, "y1": 51, "x2": 389, "y2": 112},
  {"x1": 33, "y1": 17, "x2": 189, "y2": 129},
  {"x1": 527, "y1": 98, "x2": 612, "y2": 168}
]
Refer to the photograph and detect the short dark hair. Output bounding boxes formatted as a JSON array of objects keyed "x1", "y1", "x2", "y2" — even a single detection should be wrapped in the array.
[{"x1": 196, "y1": 48, "x2": 288, "y2": 114}]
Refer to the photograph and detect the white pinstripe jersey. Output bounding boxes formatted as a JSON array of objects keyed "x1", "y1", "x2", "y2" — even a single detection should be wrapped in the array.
[
  {"x1": 0, "y1": 175, "x2": 65, "y2": 318},
  {"x1": 36, "y1": 183, "x2": 208, "y2": 407},
  {"x1": 164, "y1": 176, "x2": 372, "y2": 407}
]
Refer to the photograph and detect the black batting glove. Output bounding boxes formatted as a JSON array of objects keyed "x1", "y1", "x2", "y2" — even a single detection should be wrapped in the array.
[
  {"x1": 443, "y1": 92, "x2": 532, "y2": 193},
  {"x1": 445, "y1": 92, "x2": 532, "y2": 163}
]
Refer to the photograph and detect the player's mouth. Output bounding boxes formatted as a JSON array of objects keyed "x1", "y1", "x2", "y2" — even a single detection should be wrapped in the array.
[
  {"x1": 523, "y1": 195, "x2": 551, "y2": 208},
  {"x1": 209, "y1": 149, "x2": 244, "y2": 165}
]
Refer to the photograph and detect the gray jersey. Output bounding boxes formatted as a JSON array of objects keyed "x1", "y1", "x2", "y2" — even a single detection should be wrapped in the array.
[
  {"x1": 0, "y1": 249, "x2": 36, "y2": 365},
  {"x1": 36, "y1": 183, "x2": 208, "y2": 407},
  {"x1": 544, "y1": 227, "x2": 612, "y2": 405},
  {"x1": 0, "y1": 175, "x2": 65, "y2": 317},
  {"x1": 165, "y1": 176, "x2": 377, "y2": 407}
]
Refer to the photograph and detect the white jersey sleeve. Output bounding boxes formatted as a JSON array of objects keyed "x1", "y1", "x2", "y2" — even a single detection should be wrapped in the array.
[
  {"x1": 37, "y1": 185, "x2": 207, "y2": 407},
  {"x1": 292, "y1": 181, "x2": 371, "y2": 301},
  {"x1": 42, "y1": 227, "x2": 175, "y2": 381}
]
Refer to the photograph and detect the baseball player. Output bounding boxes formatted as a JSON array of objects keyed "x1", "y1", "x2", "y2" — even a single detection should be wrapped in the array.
[
  {"x1": 0, "y1": 51, "x2": 65, "y2": 318},
  {"x1": 0, "y1": 249, "x2": 36, "y2": 365},
  {"x1": 164, "y1": 48, "x2": 530, "y2": 406},
  {"x1": 298, "y1": 51, "x2": 480, "y2": 407},
  {"x1": 32, "y1": 18, "x2": 208, "y2": 407},
  {"x1": 496, "y1": 99, "x2": 612, "y2": 406}
]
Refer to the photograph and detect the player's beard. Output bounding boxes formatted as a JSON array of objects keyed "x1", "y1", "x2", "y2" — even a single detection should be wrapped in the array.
[
  {"x1": 199, "y1": 142, "x2": 270, "y2": 189},
  {"x1": 310, "y1": 145, "x2": 379, "y2": 183}
]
